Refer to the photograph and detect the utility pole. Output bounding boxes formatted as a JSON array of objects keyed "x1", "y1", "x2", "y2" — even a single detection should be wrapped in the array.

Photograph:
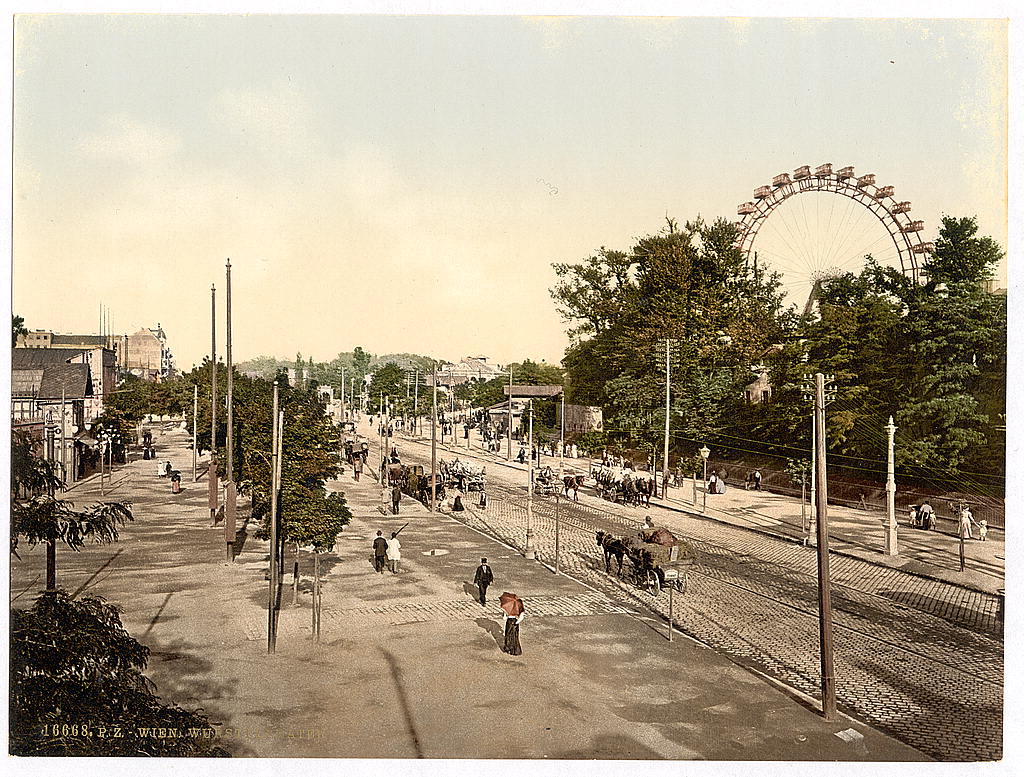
[
  {"x1": 340, "y1": 367, "x2": 346, "y2": 422},
  {"x1": 813, "y1": 372, "x2": 837, "y2": 721},
  {"x1": 802, "y1": 374, "x2": 818, "y2": 545},
  {"x1": 525, "y1": 399, "x2": 536, "y2": 559},
  {"x1": 44, "y1": 415, "x2": 57, "y2": 591},
  {"x1": 507, "y1": 366, "x2": 513, "y2": 461},
  {"x1": 268, "y1": 380, "x2": 280, "y2": 653},
  {"x1": 662, "y1": 338, "x2": 673, "y2": 500},
  {"x1": 431, "y1": 367, "x2": 438, "y2": 513},
  {"x1": 209, "y1": 284, "x2": 218, "y2": 525},
  {"x1": 884, "y1": 416, "x2": 898, "y2": 556},
  {"x1": 556, "y1": 391, "x2": 564, "y2": 574},
  {"x1": 414, "y1": 369, "x2": 420, "y2": 436},
  {"x1": 225, "y1": 259, "x2": 236, "y2": 562},
  {"x1": 192, "y1": 384, "x2": 198, "y2": 482},
  {"x1": 60, "y1": 389, "x2": 67, "y2": 483}
]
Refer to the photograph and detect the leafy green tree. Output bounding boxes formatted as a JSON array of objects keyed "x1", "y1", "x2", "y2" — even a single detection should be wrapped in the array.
[
  {"x1": 369, "y1": 362, "x2": 407, "y2": 412},
  {"x1": 10, "y1": 431, "x2": 134, "y2": 589},
  {"x1": 925, "y1": 215, "x2": 1001, "y2": 288},
  {"x1": 352, "y1": 346, "x2": 372, "y2": 381},
  {"x1": 12, "y1": 313, "x2": 28, "y2": 346},
  {"x1": 10, "y1": 590, "x2": 227, "y2": 756},
  {"x1": 552, "y1": 217, "x2": 793, "y2": 458}
]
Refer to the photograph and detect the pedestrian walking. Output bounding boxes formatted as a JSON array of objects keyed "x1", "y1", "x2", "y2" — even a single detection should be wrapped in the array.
[
  {"x1": 753, "y1": 470, "x2": 762, "y2": 491},
  {"x1": 473, "y1": 558, "x2": 493, "y2": 605},
  {"x1": 959, "y1": 505, "x2": 976, "y2": 539},
  {"x1": 499, "y1": 593, "x2": 525, "y2": 656},
  {"x1": 708, "y1": 472, "x2": 719, "y2": 495},
  {"x1": 391, "y1": 483, "x2": 402, "y2": 514},
  {"x1": 918, "y1": 500, "x2": 935, "y2": 530},
  {"x1": 386, "y1": 532, "x2": 402, "y2": 573},
  {"x1": 353, "y1": 455, "x2": 363, "y2": 481},
  {"x1": 372, "y1": 530, "x2": 388, "y2": 574}
]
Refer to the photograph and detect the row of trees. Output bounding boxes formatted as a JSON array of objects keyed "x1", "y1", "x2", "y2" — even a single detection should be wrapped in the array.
[{"x1": 551, "y1": 215, "x2": 1006, "y2": 491}]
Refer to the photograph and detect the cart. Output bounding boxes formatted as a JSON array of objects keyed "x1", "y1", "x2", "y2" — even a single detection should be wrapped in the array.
[{"x1": 626, "y1": 528, "x2": 696, "y2": 595}]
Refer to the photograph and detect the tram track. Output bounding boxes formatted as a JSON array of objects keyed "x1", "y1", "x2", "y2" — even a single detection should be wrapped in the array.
[{"x1": 390, "y1": 437, "x2": 1002, "y2": 760}]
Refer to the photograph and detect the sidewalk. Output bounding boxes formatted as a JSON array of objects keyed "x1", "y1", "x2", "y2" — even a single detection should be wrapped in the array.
[
  {"x1": 9, "y1": 424, "x2": 928, "y2": 761},
  {"x1": 409, "y1": 429, "x2": 1004, "y2": 596}
]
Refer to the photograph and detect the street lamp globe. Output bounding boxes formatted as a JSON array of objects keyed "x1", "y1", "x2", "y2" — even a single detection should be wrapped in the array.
[{"x1": 699, "y1": 445, "x2": 710, "y2": 460}]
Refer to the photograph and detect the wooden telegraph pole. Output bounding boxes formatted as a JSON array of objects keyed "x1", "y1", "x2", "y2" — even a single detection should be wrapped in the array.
[
  {"x1": 431, "y1": 368, "x2": 438, "y2": 513},
  {"x1": 268, "y1": 381, "x2": 280, "y2": 653},
  {"x1": 209, "y1": 284, "x2": 218, "y2": 525}
]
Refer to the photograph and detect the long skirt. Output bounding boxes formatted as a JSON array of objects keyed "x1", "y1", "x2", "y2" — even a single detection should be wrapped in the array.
[{"x1": 503, "y1": 619, "x2": 522, "y2": 656}]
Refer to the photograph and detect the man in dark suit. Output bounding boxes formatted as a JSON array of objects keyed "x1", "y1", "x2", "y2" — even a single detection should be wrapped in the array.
[
  {"x1": 473, "y1": 558, "x2": 493, "y2": 606},
  {"x1": 373, "y1": 531, "x2": 388, "y2": 574}
]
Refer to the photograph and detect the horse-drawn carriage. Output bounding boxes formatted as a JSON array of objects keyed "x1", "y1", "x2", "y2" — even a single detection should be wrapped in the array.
[
  {"x1": 440, "y1": 458, "x2": 486, "y2": 492},
  {"x1": 533, "y1": 465, "x2": 560, "y2": 496},
  {"x1": 590, "y1": 465, "x2": 655, "y2": 507},
  {"x1": 596, "y1": 527, "x2": 695, "y2": 595}
]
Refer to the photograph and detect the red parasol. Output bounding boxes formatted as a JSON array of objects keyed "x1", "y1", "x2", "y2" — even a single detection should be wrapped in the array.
[{"x1": 498, "y1": 592, "x2": 524, "y2": 617}]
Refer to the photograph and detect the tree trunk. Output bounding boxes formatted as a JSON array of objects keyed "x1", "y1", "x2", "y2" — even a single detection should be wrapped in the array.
[{"x1": 45, "y1": 536, "x2": 56, "y2": 591}]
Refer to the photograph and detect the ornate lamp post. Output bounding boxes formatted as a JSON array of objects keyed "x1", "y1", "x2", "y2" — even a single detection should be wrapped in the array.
[
  {"x1": 884, "y1": 416, "x2": 898, "y2": 555},
  {"x1": 699, "y1": 445, "x2": 710, "y2": 513}
]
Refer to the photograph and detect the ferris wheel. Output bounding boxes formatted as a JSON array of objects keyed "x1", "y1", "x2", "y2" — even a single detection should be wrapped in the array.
[{"x1": 733, "y1": 163, "x2": 934, "y2": 311}]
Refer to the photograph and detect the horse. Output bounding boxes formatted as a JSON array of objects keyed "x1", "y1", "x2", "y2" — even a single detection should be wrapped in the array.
[
  {"x1": 622, "y1": 475, "x2": 638, "y2": 508},
  {"x1": 595, "y1": 530, "x2": 628, "y2": 576},
  {"x1": 562, "y1": 474, "x2": 585, "y2": 501},
  {"x1": 636, "y1": 476, "x2": 654, "y2": 507}
]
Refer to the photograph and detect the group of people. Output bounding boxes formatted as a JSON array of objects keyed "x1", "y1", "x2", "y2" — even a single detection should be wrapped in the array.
[
  {"x1": 907, "y1": 501, "x2": 988, "y2": 540},
  {"x1": 473, "y1": 557, "x2": 524, "y2": 656},
  {"x1": 706, "y1": 472, "x2": 726, "y2": 495},
  {"x1": 372, "y1": 530, "x2": 402, "y2": 574}
]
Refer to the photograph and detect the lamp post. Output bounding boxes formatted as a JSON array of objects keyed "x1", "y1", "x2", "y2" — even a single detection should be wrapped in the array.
[
  {"x1": 662, "y1": 338, "x2": 673, "y2": 500},
  {"x1": 699, "y1": 445, "x2": 710, "y2": 513},
  {"x1": 884, "y1": 416, "x2": 898, "y2": 555}
]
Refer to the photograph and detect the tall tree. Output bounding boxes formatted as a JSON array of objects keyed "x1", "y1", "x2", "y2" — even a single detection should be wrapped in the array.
[{"x1": 12, "y1": 313, "x2": 28, "y2": 346}]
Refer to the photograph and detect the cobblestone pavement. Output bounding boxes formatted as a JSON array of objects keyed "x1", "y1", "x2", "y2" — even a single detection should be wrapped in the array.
[
  {"x1": 395, "y1": 440, "x2": 1002, "y2": 761},
  {"x1": 319, "y1": 592, "x2": 638, "y2": 629}
]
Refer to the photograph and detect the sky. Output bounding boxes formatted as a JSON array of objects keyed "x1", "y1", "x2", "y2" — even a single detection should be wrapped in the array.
[{"x1": 11, "y1": 11, "x2": 1009, "y2": 372}]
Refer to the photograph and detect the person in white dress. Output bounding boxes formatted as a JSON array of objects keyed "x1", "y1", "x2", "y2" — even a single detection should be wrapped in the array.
[{"x1": 386, "y1": 532, "x2": 402, "y2": 573}]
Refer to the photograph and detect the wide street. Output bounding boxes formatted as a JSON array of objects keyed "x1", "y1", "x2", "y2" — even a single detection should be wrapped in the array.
[
  {"x1": 391, "y1": 420, "x2": 1004, "y2": 761},
  {"x1": 9, "y1": 420, "x2": 931, "y2": 761}
]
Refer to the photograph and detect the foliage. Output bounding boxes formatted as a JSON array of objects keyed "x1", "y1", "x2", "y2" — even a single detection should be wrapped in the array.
[
  {"x1": 575, "y1": 429, "x2": 608, "y2": 455},
  {"x1": 550, "y1": 213, "x2": 1005, "y2": 486},
  {"x1": 368, "y1": 362, "x2": 408, "y2": 413},
  {"x1": 10, "y1": 431, "x2": 133, "y2": 570},
  {"x1": 552, "y1": 216, "x2": 793, "y2": 460},
  {"x1": 13, "y1": 313, "x2": 28, "y2": 346},
  {"x1": 10, "y1": 590, "x2": 227, "y2": 756}
]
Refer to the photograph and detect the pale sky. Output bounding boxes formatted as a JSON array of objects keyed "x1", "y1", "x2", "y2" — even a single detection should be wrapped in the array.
[{"x1": 12, "y1": 13, "x2": 1009, "y2": 370}]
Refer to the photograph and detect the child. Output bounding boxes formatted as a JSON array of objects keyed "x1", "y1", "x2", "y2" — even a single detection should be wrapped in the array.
[{"x1": 978, "y1": 520, "x2": 989, "y2": 541}]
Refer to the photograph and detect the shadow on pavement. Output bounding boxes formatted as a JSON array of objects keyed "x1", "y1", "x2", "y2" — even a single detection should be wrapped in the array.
[
  {"x1": 380, "y1": 647, "x2": 424, "y2": 758},
  {"x1": 475, "y1": 617, "x2": 503, "y2": 648}
]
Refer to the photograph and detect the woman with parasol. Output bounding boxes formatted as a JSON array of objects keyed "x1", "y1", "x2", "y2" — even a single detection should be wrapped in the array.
[{"x1": 499, "y1": 592, "x2": 526, "y2": 655}]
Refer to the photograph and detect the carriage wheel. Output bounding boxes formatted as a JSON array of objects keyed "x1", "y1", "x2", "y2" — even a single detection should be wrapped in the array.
[{"x1": 646, "y1": 569, "x2": 661, "y2": 596}]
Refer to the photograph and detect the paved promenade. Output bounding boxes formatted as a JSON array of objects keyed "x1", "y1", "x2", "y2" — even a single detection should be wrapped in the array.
[{"x1": 8, "y1": 423, "x2": 928, "y2": 761}]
